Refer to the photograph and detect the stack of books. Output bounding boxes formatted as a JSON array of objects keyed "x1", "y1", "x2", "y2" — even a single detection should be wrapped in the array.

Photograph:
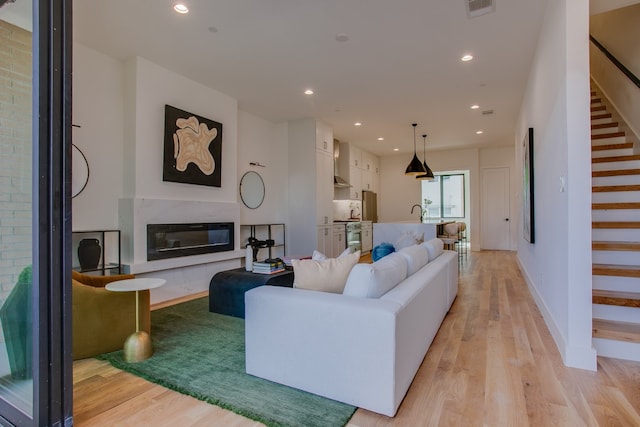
[{"x1": 252, "y1": 260, "x2": 286, "y2": 274}]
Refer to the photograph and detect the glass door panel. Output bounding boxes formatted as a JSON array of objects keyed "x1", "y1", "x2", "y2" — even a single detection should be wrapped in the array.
[{"x1": 0, "y1": 1, "x2": 34, "y2": 418}]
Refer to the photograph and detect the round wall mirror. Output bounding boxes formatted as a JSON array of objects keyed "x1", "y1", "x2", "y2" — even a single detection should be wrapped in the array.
[
  {"x1": 240, "y1": 171, "x2": 265, "y2": 209},
  {"x1": 72, "y1": 144, "x2": 89, "y2": 198}
]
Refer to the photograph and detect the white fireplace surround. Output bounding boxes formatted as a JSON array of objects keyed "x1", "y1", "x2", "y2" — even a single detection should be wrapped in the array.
[{"x1": 118, "y1": 198, "x2": 244, "y2": 303}]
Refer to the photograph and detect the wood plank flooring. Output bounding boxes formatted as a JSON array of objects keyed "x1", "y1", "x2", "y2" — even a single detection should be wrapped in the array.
[{"x1": 73, "y1": 251, "x2": 640, "y2": 426}]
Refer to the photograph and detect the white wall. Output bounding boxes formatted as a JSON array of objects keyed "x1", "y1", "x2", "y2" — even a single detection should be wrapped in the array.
[
  {"x1": 72, "y1": 43, "x2": 125, "y2": 230},
  {"x1": 516, "y1": 0, "x2": 595, "y2": 370},
  {"x1": 237, "y1": 112, "x2": 289, "y2": 226},
  {"x1": 590, "y1": 3, "x2": 640, "y2": 142}
]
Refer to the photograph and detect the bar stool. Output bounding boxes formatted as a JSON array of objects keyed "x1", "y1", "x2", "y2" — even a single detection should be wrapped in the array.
[{"x1": 438, "y1": 222, "x2": 460, "y2": 252}]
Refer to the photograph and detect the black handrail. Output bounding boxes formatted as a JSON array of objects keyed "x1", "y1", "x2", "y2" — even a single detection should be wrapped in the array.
[{"x1": 590, "y1": 35, "x2": 640, "y2": 90}]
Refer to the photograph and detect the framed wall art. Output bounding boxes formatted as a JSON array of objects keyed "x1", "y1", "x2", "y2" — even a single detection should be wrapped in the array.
[
  {"x1": 163, "y1": 104, "x2": 223, "y2": 187},
  {"x1": 522, "y1": 127, "x2": 535, "y2": 244}
]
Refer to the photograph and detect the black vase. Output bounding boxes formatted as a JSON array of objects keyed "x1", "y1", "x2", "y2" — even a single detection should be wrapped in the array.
[{"x1": 78, "y1": 238, "x2": 101, "y2": 270}]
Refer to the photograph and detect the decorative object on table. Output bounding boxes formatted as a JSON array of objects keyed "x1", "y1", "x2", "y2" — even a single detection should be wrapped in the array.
[
  {"x1": 252, "y1": 259, "x2": 285, "y2": 274},
  {"x1": 404, "y1": 123, "x2": 426, "y2": 175},
  {"x1": 71, "y1": 144, "x2": 89, "y2": 198},
  {"x1": 522, "y1": 127, "x2": 535, "y2": 243},
  {"x1": 245, "y1": 245, "x2": 253, "y2": 271},
  {"x1": 77, "y1": 238, "x2": 101, "y2": 270},
  {"x1": 239, "y1": 170, "x2": 265, "y2": 209},
  {"x1": 416, "y1": 134, "x2": 435, "y2": 180},
  {"x1": 163, "y1": 104, "x2": 223, "y2": 187},
  {"x1": 246, "y1": 236, "x2": 274, "y2": 262},
  {"x1": 422, "y1": 198, "x2": 432, "y2": 221},
  {"x1": 372, "y1": 242, "x2": 395, "y2": 262}
]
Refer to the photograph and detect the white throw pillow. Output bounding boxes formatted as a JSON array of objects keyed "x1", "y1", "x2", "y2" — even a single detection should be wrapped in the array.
[
  {"x1": 312, "y1": 247, "x2": 351, "y2": 261},
  {"x1": 398, "y1": 244, "x2": 429, "y2": 275},
  {"x1": 293, "y1": 251, "x2": 360, "y2": 293},
  {"x1": 343, "y1": 252, "x2": 408, "y2": 298},
  {"x1": 421, "y1": 238, "x2": 444, "y2": 261},
  {"x1": 395, "y1": 231, "x2": 424, "y2": 250}
]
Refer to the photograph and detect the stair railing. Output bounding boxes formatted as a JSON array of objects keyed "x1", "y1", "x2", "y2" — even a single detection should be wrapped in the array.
[{"x1": 590, "y1": 35, "x2": 640, "y2": 90}]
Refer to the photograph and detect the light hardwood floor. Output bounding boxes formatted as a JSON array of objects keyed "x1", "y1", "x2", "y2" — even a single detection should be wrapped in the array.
[{"x1": 73, "y1": 251, "x2": 640, "y2": 426}]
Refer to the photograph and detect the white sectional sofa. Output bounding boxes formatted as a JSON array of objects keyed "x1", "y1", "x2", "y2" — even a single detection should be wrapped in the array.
[{"x1": 244, "y1": 239, "x2": 458, "y2": 417}]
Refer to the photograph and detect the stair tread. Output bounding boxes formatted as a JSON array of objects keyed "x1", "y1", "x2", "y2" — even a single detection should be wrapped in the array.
[
  {"x1": 593, "y1": 264, "x2": 640, "y2": 278},
  {"x1": 591, "y1": 105, "x2": 607, "y2": 112},
  {"x1": 592, "y1": 154, "x2": 640, "y2": 163},
  {"x1": 593, "y1": 221, "x2": 640, "y2": 229},
  {"x1": 593, "y1": 290, "x2": 640, "y2": 301},
  {"x1": 592, "y1": 122, "x2": 619, "y2": 130},
  {"x1": 592, "y1": 202, "x2": 640, "y2": 209},
  {"x1": 592, "y1": 184, "x2": 640, "y2": 192},
  {"x1": 592, "y1": 131, "x2": 626, "y2": 140},
  {"x1": 591, "y1": 98, "x2": 602, "y2": 104},
  {"x1": 591, "y1": 113, "x2": 613, "y2": 120},
  {"x1": 593, "y1": 319, "x2": 640, "y2": 343},
  {"x1": 591, "y1": 142, "x2": 633, "y2": 152},
  {"x1": 593, "y1": 169, "x2": 640, "y2": 177},
  {"x1": 592, "y1": 241, "x2": 640, "y2": 251}
]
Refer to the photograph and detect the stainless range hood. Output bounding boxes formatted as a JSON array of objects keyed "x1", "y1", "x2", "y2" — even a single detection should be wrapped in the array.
[{"x1": 333, "y1": 139, "x2": 351, "y2": 188}]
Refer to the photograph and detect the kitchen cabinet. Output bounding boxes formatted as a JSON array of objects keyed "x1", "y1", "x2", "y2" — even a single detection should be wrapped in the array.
[
  {"x1": 288, "y1": 118, "x2": 335, "y2": 256},
  {"x1": 332, "y1": 224, "x2": 346, "y2": 257},
  {"x1": 316, "y1": 149, "x2": 334, "y2": 225},
  {"x1": 361, "y1": 221, "x2": 373, "y2": 253},
  {"x1": 335, "y1": 142, "x2": 380, "y2": 200},
  {"x1": 317, "y1": 226, "x2": 333, "y2": 256}
]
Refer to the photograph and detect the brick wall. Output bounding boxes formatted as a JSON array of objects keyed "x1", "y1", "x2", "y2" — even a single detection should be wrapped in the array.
[{"x1": 0, "y1": 20, "x2": 33, "y2": 310}]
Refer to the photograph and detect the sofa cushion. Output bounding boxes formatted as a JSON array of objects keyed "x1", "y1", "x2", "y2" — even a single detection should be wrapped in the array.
[
  {"x1": 395, "y1": 231, "x2": 423, "y2": 250},
  {"x1": 343, "y1": 252, "x2": 407, "y2": 298},
  {"x1": 372, "y1": 242, "x2": 395, "y2": 262},
  {"x1": 421, "y1": 238, "x2": 444, "y2": 261},
  {"x1": 398, "y1": 244, "x2": 429, "y2": 275},
  {"x1": 292, "y1": 251, "x2": 360, "y2": 293},
  {"x1": 312, "y1": 247, "x2": 351, "y2": 261}
]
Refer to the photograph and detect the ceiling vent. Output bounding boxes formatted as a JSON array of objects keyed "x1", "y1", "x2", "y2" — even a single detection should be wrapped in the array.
[
  {"x1": 465, "y1": 0, "x2": 495, "y2": 19},
  {"x1": 482, "y1": 109, "x2": 494, "y2": 116}
]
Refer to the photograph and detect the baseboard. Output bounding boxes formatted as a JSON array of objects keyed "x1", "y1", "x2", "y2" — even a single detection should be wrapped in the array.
[
  {"x1": 151, "y1": 290, "x2": 208, "y2": 311},
  {"x1": 516, "y1": 255, "x2": 597, "y2": 371}
]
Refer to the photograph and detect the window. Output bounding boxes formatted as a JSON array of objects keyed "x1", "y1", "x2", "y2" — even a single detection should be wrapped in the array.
[{"x1": 421, "y1": 174, "x2": 465, "y2": 218}]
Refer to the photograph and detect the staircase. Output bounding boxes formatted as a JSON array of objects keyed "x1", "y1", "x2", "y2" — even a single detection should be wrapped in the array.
[{"x1": 590, "y1": 86, "x2": 640, "y2": 361}]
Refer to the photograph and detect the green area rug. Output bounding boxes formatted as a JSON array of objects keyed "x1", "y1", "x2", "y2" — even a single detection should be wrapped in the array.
[{"x1": 97, "y1": 297, "x2": 356, "y2": 427}]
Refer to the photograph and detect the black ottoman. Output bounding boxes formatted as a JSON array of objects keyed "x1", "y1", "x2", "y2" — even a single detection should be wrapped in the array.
[{"x1": 209, "y1": 267, "x2": 294, "y2": 318}]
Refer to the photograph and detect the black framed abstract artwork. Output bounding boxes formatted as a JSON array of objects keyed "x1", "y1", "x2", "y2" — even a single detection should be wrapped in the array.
[
  {"x1": 163, "y1": 104, "x2": 223, "y2": 187},
  {"x1": 522, "y1": 127, "x2": 535, "y2": 244}
]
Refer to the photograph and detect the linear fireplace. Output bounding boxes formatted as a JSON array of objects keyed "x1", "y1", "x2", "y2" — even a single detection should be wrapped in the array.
[{"x1": 147, "y1": 222, "x2": 234, "y2": 261}]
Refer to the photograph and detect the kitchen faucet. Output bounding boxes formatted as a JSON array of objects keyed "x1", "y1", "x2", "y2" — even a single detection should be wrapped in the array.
[{"x1": 411, "y1": 204, "x2": 423, "y2": 222}]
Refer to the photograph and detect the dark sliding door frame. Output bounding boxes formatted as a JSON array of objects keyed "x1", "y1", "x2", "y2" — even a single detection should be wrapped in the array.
[{"x1": 0, "y1": 0, "x2": 73, "y2": 425}]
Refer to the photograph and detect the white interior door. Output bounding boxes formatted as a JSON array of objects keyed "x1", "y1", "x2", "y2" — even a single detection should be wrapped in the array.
[{"x1": 481, "y1": 167, "x2": 511, "y2": 250}]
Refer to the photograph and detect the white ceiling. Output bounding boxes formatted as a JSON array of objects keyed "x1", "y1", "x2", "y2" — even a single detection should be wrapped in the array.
[{"x1": 8, "y1": 0, "x2": 628, "y2": 156}]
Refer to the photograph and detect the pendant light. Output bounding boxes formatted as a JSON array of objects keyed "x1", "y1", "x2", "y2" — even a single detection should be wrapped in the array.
[
  {"x1": 404, "y1": 123, "x2": 426, "y2": 175},
  {"x1": 416, "y1": 134, "x2": 435, "y2": 180}
]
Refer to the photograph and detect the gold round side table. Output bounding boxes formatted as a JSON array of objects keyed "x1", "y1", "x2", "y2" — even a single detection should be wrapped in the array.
[{"x1": 105, "y1": 277, "x2": 166, "y2": 362}]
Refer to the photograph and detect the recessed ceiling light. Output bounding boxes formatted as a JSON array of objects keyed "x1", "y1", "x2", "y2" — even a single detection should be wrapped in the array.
[
  {"x1": 377, "y1": 137, "x2": 384, "y2": 141},
  {"x1": 476, "y1": 130, "x2": 483, "y2": 134},
  {"x1": 461, "y1": 54, "x2": 473, "y2": 62},
  {"x1": 304, "y1": 89, "x2": 314, "y2": 95},
  {"x1": 393, "y1": 148, "x2": 399, "y2": 152},
  {"x1": 173, "y1": 3, "x2": 189, "y2": 14},
  {"x1": 470, "y1": 104, "x2": 480, "y2": 110},
  {"x1": 354, "y1": 122, "x2": 362, "y2": 126}
]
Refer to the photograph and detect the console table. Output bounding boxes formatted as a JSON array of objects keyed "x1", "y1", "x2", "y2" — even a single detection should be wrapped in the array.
[{"x1": 209, "y1": 268, "x2": 293, "y2": 318}]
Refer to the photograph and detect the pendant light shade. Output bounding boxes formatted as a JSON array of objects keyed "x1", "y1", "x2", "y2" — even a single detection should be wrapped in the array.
[
  {"x1": 417, "y1": 134, "x2": 435, "y2": 181},
  {"x1": 405, "y1": 123, "x2": 427, "y2": 175}
]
